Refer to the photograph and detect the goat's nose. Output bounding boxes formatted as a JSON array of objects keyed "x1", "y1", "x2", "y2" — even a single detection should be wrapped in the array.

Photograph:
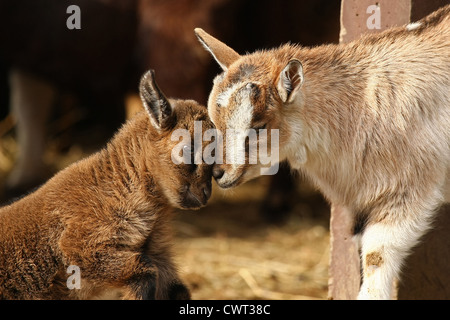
[{"x1": 212, "y1": 166, "x2": 225, "y2": 180}]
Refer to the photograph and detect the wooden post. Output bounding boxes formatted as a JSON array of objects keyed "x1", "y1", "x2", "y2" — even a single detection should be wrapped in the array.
[
  {"x1": 328, "y1": 205, "x2": 360, "y2": 299},
  {"x1": 339, "y1": 0, "x2": 411, "y2": 44},
  {"x1": 328, "y1": 0, "x2": 450, "y2": 300}
]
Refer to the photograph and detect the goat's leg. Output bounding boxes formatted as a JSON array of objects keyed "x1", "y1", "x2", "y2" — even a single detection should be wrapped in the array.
[
  {"x1": 357, "y1": 206, "x2": 436, "y2": 299},
  {"x1": 95, "y1": 252, "x2": 160, "y2": 300},
  {"x1": 91, "y1": 252, "x2": 187, "y2": 300},
  {"x1": 120, "y1": 254, "x2": 190, "y2": 300},
  {"x1": 123, "y1": 274, "x2": 190, "y2": 300},
  {"x1": 143, "y1": 217, "x2": 191, "y2": 300},
  {"x1": 122, "y1": 270, "x2": 158, "y2": 300},
  {"x1": 166, "y1": 279, "x2": 191, "y2": 300},
  {"x1": 6, "y1": 68, "x2": 55, "y2": 195}
]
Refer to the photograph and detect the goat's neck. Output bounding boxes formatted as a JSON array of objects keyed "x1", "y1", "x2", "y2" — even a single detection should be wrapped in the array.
[{"x1": 92, "y1": 114, "x2": 164, "y2": 207}]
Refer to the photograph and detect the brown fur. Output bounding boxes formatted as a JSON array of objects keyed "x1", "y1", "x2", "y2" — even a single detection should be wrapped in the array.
[
  {"x1": 0, "y1": 71, "x2": 213, "y2": 300},
  {"x1": 196, "y1": 5, "x2": 450, "y2": 299}
]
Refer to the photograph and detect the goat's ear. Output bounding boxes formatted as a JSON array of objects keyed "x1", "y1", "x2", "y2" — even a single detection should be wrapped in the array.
[
  {"x1": 139, "y1": 70, "x2": 174, "y2": 130},
  {"x1": 194, "y1": 28, "x2": 240, "y2": 70},
  {"x1": 277, "y1": 59, "x2": 304, "y2": 104}
]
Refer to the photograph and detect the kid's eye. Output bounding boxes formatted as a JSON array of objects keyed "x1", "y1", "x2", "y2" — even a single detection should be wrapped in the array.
[
  {"x1": 182, "y1": 145, "x2": 193, "y2": 162},
  {"x1": 254, "y1": 123, "x2": 267, "y2": 131},
  {"x1": 182, "y1": 145, "x2": 197, "y2": 172},
  {"x1": 182, "y1": 145, "x2": 191, "y2": 155}
]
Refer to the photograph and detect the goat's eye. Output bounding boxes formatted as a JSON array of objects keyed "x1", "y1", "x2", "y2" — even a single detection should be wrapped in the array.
[
  {"x1": 182, "y1": 145, "x2": 193, "y2": 163},
  {"x1": 254, "y1": 123, "x2": 267, "y2": 131},
  {"x1": 182, "y1": 145, "x2": 191, "y2": 155},
  {"x1": 182, "y1": 145, "x2": 197, "y2": 172}
]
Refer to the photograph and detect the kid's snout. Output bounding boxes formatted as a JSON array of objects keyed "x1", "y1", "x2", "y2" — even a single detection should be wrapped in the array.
[
  {"x1": 212, "y1": 164, "x2": 244, "y2": 189},
  {"x1": 212, "y1": 166, "x2": 225, "y2": 180},
  {"x1": 181, "y1": 181, "x2": 212, "y2": 209}
]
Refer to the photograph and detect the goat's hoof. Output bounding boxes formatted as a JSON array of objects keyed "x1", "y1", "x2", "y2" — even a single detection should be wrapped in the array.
[{"x1": 168, "y1": 282, "x2": 191, "y2": 300}]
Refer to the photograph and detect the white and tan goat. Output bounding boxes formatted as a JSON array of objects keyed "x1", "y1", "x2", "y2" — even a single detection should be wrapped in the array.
[{"x1": 195, "y1": 4, "x2": 450, "y2": 299}]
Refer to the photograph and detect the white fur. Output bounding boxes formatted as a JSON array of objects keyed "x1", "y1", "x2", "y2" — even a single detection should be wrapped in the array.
[
  {"x1": 226, "y1": 84, "x2": 254, "y2": 130},
  {"x1": 226, "y1": 86, "x2": 253, "y2": 164},
  {"x1": 406, "y1": 22, "x2": 422, "y2": 31},
  {"x1": 357, "y1": 224, "x2": 402, "y2": 299},
  {"x1": 358, "y1": 220, "x2": 430, "y2": 299},
  {"x1": 220, "y1": 83, "x2": 254, "y2": 186},
  {"x1": 357, "y1": 185, "x2": 443, "y2": 299},
  {"x1": 216, "y1": 82, "x2": 241, "y2": 108}
]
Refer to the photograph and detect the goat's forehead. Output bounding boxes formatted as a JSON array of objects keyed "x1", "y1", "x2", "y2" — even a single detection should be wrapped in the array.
[
  {"x1": 229, "y1": 63, "x2": 258, "y2": 83},
  {"x1": 216, "y1": 82, "x2": 242, "y2": 107},
  {"x1": 217, "y1": 62, "x2": 259, "y2": 87},
  {"x1": 171, "y1": 104, "x2": 213, "y2": 133},
  {"x1": 209, "y1": 60, "x2": 267, "y2": 128},
  {"x1": 210, "y1": 81, "x2": 255, "y2": 130}
]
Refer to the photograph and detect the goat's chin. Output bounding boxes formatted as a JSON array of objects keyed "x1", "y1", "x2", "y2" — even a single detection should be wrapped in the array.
[
  {"x1": 215, "y1": 170, "x2": 246, "y2": 189},
  {"x1": 216, "y1": 166, "x2": 261, "y2": 189},
  {"x1": 176, "y1": 194, "x2": 206, "y2": 210},
  {"x1": 180, "y1": 205, "x2": 203, "y2": 210},
  {"x1": 176, "y1": 202, "x2": 205, "y2": 210}
]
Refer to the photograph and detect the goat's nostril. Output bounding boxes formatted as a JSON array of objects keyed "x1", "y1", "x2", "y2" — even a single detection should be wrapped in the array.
[{"x1": 212, "y1": 167, "x2": 225, "y2": 180}]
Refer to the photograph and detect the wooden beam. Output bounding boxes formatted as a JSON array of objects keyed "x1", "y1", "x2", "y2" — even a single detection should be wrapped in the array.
[
  {"x1": 328, "y1": 205, "x2": 360, "y2": 299},
  {"x1": 339, "y1": 0, "x2": 411, "y2": 43}
]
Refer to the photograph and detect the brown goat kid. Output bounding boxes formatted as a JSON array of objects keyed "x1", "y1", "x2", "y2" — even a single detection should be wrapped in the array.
[{"x1": 0, "y1": 70, "x2": 213, "y2": 299}]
